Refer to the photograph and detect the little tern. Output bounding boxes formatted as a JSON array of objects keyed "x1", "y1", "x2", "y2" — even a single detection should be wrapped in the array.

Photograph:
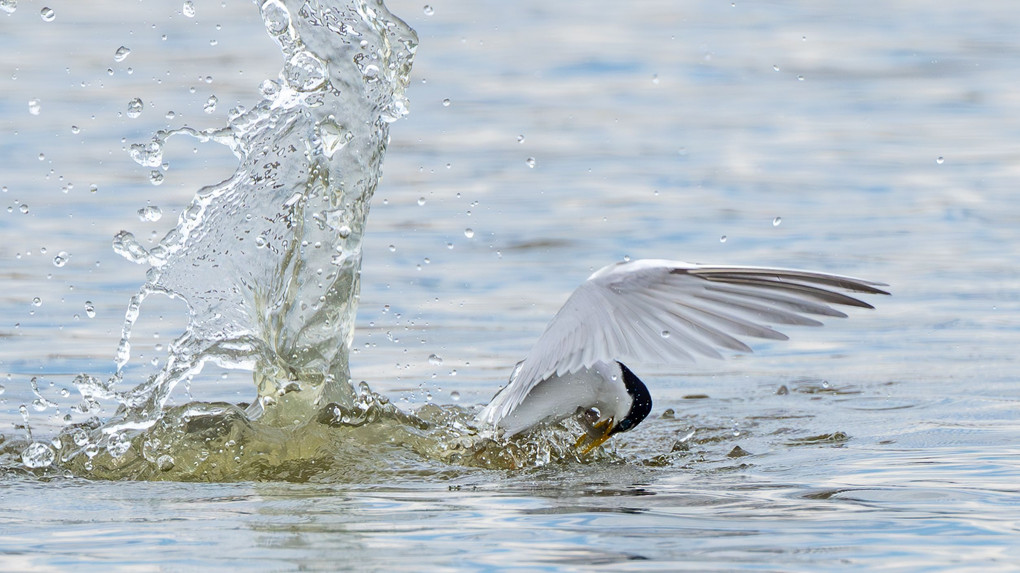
[{"x1": 477, "y1": 259, "x2": 889, "y2": 453}]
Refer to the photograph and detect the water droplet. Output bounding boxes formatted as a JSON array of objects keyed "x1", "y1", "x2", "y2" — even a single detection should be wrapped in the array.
[
  {"x1": 37, "y1": 153, "x2": 45, "y2": 161},
  {"x1": 112, "y1": 230, "x2": 150, "y2": 264},
  {"x1": 39, "y1": 6, "x2": 54, "y2": 21},
  {"x1": 936, "y1": 156, "x2": 944, "y2": 165},
  {"x1": 388, "y1": 244, "x2": 397, "y2": 252},
  {"x1": 285, "y1": 51, "x2": 327, "y2": 91},
  {"x1": 797, "y1": 75, "x2": 805, "y2": 81},
  {"x1": 423, "y1": 5, "x2": 434, "y2": 16},
  {"x1": 442, "y1": 98, "x2": 451, "y2": 107},
  {"x1": 126, "y1": 97, "x2": 144, "y2": 118},
  {"x1": 137, "y1": 205, "x2": 163, "y2": 222},
  {"x1": 772, "y1": 216, "x2": 782, "y2": 226},
  {"x1": 661, "y1": 330, "x2": 670, "y2": 338},
  {"x1": 773, "y1": 64, "x2": 780, "y2": 72},
  {"x1": 0, "y1": 0, "x2": 17, "y2": 15},
  {"x1": 261, "y1": 0, "x2": 291, "y2": 35},
  {"x1": 165, "y1": 110, "x2": 176, "y2": 120},
  {"x1": 28, "y1": 99, "x2": 41, "y2": 115},
  {"x1": 516, "y1": 134, "x2": 525, "y2": 144},
  {"x1": 450, "y1": 391, "x2": 460, "y2": 401},
  {"x1": 19, "y1": 204, "x2": 29, "y2": 214},
  {"x1": 70, "y1": 125, "x2": 80, "y2": 134},
  {"x1": 651, "y1": 73, "x2": 660, "y2": 84},
  {"x1": 89, "y1": 184, "x2": 98, "y2": 193},
  {"x1": 22, "y1": 442, "x2": 56, "y2": 468},
  {"x1": 417, "y1": 197, "x2": 426, "y2": 206},
  {"x1": 428, "y1": 353, "x2": 443, "y2": 365},
  {"x1": 525, "y1": 157, "x2": 536, "y2": 168},
  {"x1": 113, "y1": 45, "x2": 131, "y2": 62},
  {"x1": 463, "y1": 228, "x2": 474, "y2": 238},
  {"x1": 182, "y1": 0, "x2": 195, "y2": 18},
  {"x1": 157, "y1": 454, "x2": 175, "y2": 471},
  {"x1": 84, "y1": 301, "x2": 96, "y2": 318},
  {"x1": 129, "y1": 140, "x2": 163, "y2": 167},
  {"x1": 149, "y1": 170, "x2": 164, "y2": 186},
  {"x1": 31, "y1": 297, "x2": 41, "y2": 307},
  {"x1": 52, "y1": 251, "x2": 69, "y2": 267},
  {"x1": 720, "y1": 235, "x2": 727, "y2": 243},
  {"x1": 203, "y1": 95, "x2": 218, "y2": 113}
]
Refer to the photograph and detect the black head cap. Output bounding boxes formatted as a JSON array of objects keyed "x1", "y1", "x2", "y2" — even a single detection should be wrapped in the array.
[{"x1": 610, "y1": 361, "x2": 652, "y2": 435}]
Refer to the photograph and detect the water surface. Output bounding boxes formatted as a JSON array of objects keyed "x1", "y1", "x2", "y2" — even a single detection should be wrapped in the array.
[{"x1": 1, "y1": 0, "x2": 1018, "y2": 569}]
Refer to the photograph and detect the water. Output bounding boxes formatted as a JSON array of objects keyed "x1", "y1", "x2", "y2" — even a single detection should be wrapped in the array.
[{"x1": 1, "y1": 0, "x2": 1019, "y2": 569}]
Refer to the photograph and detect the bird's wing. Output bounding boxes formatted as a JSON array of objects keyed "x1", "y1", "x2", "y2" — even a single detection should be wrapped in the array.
[{"x1": 479, "y1": 259, "x2": 888, "y2": 424}]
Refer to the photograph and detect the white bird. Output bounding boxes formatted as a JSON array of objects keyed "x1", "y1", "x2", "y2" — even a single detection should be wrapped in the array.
[{"x1": 477, "y1": 259, "x2": 889, "y2": 453}]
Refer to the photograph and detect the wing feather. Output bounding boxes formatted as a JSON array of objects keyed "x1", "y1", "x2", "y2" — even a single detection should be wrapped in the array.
[{"x1": 477, "y1": 259, "x2": 888, "y2": 424}]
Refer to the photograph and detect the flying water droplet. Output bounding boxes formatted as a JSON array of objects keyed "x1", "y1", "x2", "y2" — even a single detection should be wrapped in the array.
[
  {"x1": 203, "y1": 95, "x2": 218, "y2": 113},
  {"x1": 31, "y1": 297, "x2": 42, "y2": 307},
  {"x1": 21, "y1": 442, "x2": 56, "y2": 468},
  {"x1": 137, "y1": 205, "x2": 163, "y2": 222},
  {"x1": 773, "y1": 216, "x2": 782, "y2": 227},
  {"x1": 428, "y1": 354, "x2": 443, "y2": 365},
  {"x1": 182, "y1": 0, "x2": 195, "y2": 18},
  {"x1": 423, "y1": 5, "x2": 434, "y2": 16},
  {"x1": 720, "y1": 235, "x2": 728, "y2": 243},
  {"x1": 52, "y1": 251, "x2": 69, "y2": 267},
  {"x1": 28, "y1": 99, "x2": 41, "y2": 115},
  {"x1": 260, "y1": 0, "x2": 291, "y2": 36},
  {"x1": 463, "y1": 228, "x2": 474, "y2": 238},
  {"x1": 129, "y1": 140, "x2": 164, "y2": 167},
  {"x1": 450, "y1": 391, "x2": 460, "y2": 401},
  {"x1": 39, "y1": 6, "x2": 54, "y2": 21},
  {"x1": 936, "y1": 156, "x2": 944, "y2": 165},
  {"x1": 113, "y1": 46, "x2": 131, "y2": 62},
  {"x1": 525, "y1": 157, "x2": 536, "y2": 168},
  {"x1": 0, "y1": 0, "x2": 16, "y2": 15},
  {"x1": 112, "y1": 230, "x2": 151, "y2": 264},
  {"x1": 149, "y1": 170, "x2": 164, "y2": 186},
  {"x1": 84, "y1": 301, "x2": 96, "y2": 318},
  {"x1": 441, "y1": 98, "x2": 451, "y2": 107},
  {"x1": 126, "y1": 97, "x2": 144, "y2": 118}
]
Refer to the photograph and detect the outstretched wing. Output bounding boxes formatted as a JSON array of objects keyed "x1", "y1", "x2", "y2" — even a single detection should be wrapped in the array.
[{"x1": 478, "y1": 259, "x2": 888, "y2": 425}]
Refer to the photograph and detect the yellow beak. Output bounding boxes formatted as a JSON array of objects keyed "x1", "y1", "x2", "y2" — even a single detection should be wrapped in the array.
[{"x1": 575, "y1": 417, "x2": 615, "y2": 455}]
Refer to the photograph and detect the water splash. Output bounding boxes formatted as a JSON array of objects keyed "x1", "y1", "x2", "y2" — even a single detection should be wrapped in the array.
[{"x1": 57, "y1": 0, "x2": 419, "y2": 471}]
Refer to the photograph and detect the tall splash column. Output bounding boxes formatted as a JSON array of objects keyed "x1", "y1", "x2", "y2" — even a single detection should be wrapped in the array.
[
  {"x1": 110, "y1": 0, "x2": 416, "y2": 430},
  {"x1": 247, "y1": 0, "x2": 418, "y2": 425}
]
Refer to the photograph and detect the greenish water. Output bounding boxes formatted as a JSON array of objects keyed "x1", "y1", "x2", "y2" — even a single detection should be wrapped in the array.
[{"x1": 1, "y1": 0, "x2": 1018, "y2": 569}]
